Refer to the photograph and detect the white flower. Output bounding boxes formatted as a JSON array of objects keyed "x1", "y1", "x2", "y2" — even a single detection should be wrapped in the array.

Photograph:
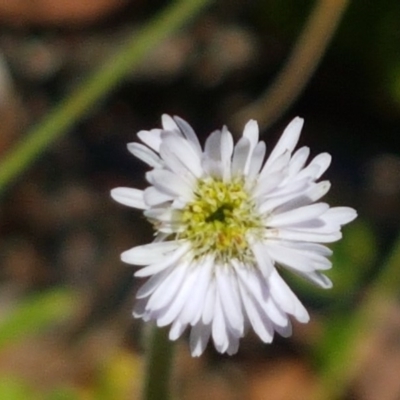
[{"x1": 111, "y1": 115, "x2": 357, "y2": 356}]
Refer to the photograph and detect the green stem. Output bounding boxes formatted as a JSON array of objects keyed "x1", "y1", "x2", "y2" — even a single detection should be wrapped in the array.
[
  {"x1": 230, "y1": 0, "x2": 349, "y2": 132},
  {"x1": 143, "y1": 326, "x2": 175, "y2": 400},
  {"x1": 314, "y1": 234, "x2": 400, "y2": 399},
  {"x1": 0, "y1": 0, "x2": 212, "y2": 195}
]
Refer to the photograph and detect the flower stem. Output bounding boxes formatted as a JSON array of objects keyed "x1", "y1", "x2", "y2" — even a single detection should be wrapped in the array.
[
  {"x1": 143, "y1": 326, "x2": 175, "y2": 400},
  {"x1": 0, "y1": 0, "x2": 212, "y2": 196}
]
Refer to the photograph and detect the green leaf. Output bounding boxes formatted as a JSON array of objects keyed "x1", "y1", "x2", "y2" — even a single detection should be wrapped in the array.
[
  {"x1": 0, "y1": 377, "x2": 38, "y2": 400},
  {"x1": 0, "y1": 288, "x2": 77, "y2": 350},
  {"x1": 44, "y1": 387, "x2": 81, "y2": 400}
]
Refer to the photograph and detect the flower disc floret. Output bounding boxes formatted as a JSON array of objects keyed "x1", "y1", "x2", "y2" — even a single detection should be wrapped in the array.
[{"x1": 178, "y1": 177, "x2": 263, "y2": 263}]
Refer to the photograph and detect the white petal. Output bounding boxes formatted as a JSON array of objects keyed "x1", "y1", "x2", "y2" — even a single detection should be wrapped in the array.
[
  {"x1": 232, "y1": 137, "x2": 250, "y2": 176},
  {"x1": 263, "y1": 295, "x2": 289, "y2": 328},
  {"x1": 145, "y1": 261, "x2": 190, "y2": 311},
  {"x1": 294, "y1": 270, "x2": 333, "y2": 289},
  {"x1": 261, "y1": 177, "x2": 310, "y2": 207},
  {"x1": 260, "y1": 180, "x2": 330, "y2": 214},
  {"x1": 293, "y1": 163, "x2": 320, "y2": 182},
  {"x1": 268, "y1": 269, "x2": 310, "y2": 323},
  {"x1": 220, "y1": 126, "x2": 234, "y2": 181},
  {"x1": 144, "y1": 207, "x2": 175, "y2": 222},
  {"x1": 204, "y1": 130, "x2": 222, "y2": 161},
  {"x1": 288, "y1": 146, "x2": 310, "y2": 177},
  {"x1": 258, "y1": 188, "x2": 303, "y2": 214},
  {"x1": 309, "y1": 153, "x2": 332, "y2": 179},
  {"x1": 153, "y1": 232, "x2": 170, "y2": 242},
  {"x1": 287, "y1": 207, "x2": 356, "y2": 235},
  {"x1": 281, "y1": 240, "x2": 333, "y2": 257},
  {"x1": 238, "y1": 277, "x2": 273, "y2": 343},
  {"x1": 212, "y1": 293, "x2": 229, "y2": 353},
  {"x1": 169, "y1": 319, "x2": 188, "y2": 341},
  {"x1": 265, "y1": 117, "x2": 303, "y2": 169},
  {"x1": 322, "y1": 207, "x2": 357, "y2": 226},
  {"x1": 121, "y1": 240, "x2": 181, "y2": 266},
  {"x1": 268, "y1": 203, "x2": 330, "y2": 227},
  {"x1": 133, "y1": 242, "x2": 190, "y2": 277},
  {"x1": 190, "y1": 321, "x2": 211, "y2": 357},
  {"x1": 242, "y1": 119, "x2": 259, "y2": 146},
  {"x1": 266, "y1": 241, "x2": 331, "y2": 272},
  {"x1": 248, "y1": 142, "x2": 266, "y2": 178},
  {"x1": 133, "y1": 297, "x2": 148, "y2": 318},
  {"x1": 307, "y1": 181, "x2": 331, "y2": 202},
  {"x1": 146, "y1": 169, "x2": 194, "y2": 200},
  {"x1": 251, "y1": 242, "x2": 274, "y2": 278},
  {"x1": 236, "y1": 263, "x2": 280, "y2": 327},
  {"x1": 216, "y1": 267, "x2": 243, "y2": 336},
  {"x1": 266, "y1": 228, "x2": 342, "y2": 243},
  {"x1": 127, "y1": 142, "x2": 163, "y2": 168},
  {"x1": 202, "y1": 159, "x2": 223, "y2": 179},
  {"x1": 179, "y1": 257, "x2": 213, "y2": 326},
  {"x1": 135, "y1": 267, "x2": 172, "y2": 300},
  {"x1": 202, "y1": 279, "x2": 216, "y2": 325},
  {"x1": 274, "y1": 319, "x2": 292, "y2": 338},
  {"x1": 203, "y1": 132, "x2": 224, "y2": 178},
  {"x1": 260, "y1": 151, "x2": 290, "y2": 179},
  {"x1": 158, "y1": 146, "x2": 190, "y2": 177},
  {"x1": 242, "y1": 120, "x2": 259, "y2": 173},
  {"x1": 226, "y1": 333, "x2": 240, "y2": 355},
  {"x1": 174, "y1": 116, "x2": 202, "y2": 155},
  {"x1": 253, "y1": 172, "x2": 284, "y2": 198},
  {"x1": 160, "y1": 133, "x2": 203, "y2": 178},
  {"x1": 162, "y1": 114, "x2": 179, "y2": 132},
  {"x1": 137, "y1": 129, "x2": 163, "y2": 151},
  {"x1": 236, "y1": 263, "x2": 287, "y2": 328},
  {"x1": 171, "y1": 197, "x2": 187, "y2": 210},
  {"x1": 261, "y1": 181, "x2": 329, "y2": 214},
  {"x1": 156, "y1": 264, "x2": 200, "y2": 327},
  {"x1": 143, "y1": 187, "x2": 173, "y2": 206},
  {"x1": 111, "y1": 187, "x2": 147, "y2": 209}
]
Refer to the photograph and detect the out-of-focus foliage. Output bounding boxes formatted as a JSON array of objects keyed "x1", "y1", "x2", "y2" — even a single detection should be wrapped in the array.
[
  {"x1": 257, "y1": 0, "x2": 400, "y2": 116},
  {"x1": 0, "y1": 377, "x2": 38, "y2": 400},
  {"x1": 0, "y1": 289, "x2": 76, "y2": 349}
]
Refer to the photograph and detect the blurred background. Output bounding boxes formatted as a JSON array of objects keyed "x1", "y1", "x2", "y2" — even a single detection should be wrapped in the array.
[{"x1": 0, "y1": 0, "x2": 399, "y2": 399}]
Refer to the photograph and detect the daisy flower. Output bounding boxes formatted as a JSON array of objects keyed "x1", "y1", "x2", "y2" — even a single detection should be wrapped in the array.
[{"x1": 111, "y1": 115, "x2": 357, "y2": 356}]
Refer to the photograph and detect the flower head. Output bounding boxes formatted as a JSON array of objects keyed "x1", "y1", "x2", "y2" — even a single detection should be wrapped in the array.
[{"x1": 111, "y1": 115, "x2": 357, "y2": 356}]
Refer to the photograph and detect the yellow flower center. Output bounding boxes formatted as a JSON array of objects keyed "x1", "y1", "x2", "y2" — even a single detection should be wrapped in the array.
[{"x1": 178, "y1": 177, "x2": 264, "y2": 263}]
